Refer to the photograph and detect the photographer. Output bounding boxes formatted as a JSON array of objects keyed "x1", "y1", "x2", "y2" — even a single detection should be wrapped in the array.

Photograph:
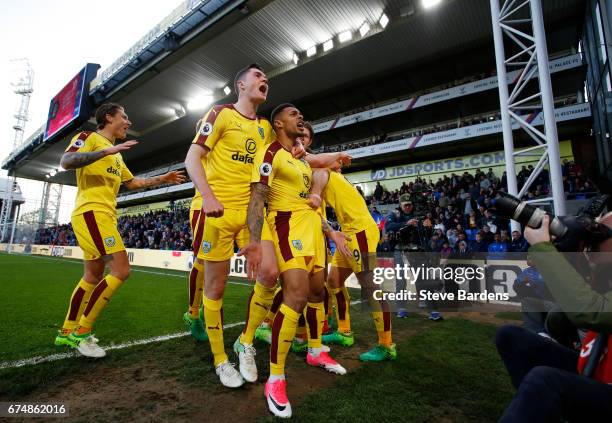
[
  {"x1": 385, "y1": 194, "x2": 441, "y2": 320},
  {"x1": 385, "y1": 195, "x2": 419, "y2": 318},
  {"x1": 497, "y1": 213, "x2": 612, "y2": 422}
]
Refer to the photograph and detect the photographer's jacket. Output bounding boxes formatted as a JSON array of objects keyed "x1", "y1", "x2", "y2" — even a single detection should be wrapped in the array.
[{"x1": 530, "y1": 242, "x2": 612, "y2": 383}]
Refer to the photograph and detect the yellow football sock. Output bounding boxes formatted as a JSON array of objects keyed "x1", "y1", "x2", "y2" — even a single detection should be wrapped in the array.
[
  {"x1": 305, "y1": 301, "x2": 325, "y2": 349},
  {"x1": 240, "y1": 282, "x2": 276, "y2": 344},
  {"x1": 188, "y1": 260, "x2": 204, "y2": 318},
  {"x1": 203, "y1": 296, "x2": 227, "y2": 366},
  {"x1": 295, "y1": 313, "x2": 307, "y2": 340},
  {"x1": 324, "y1": 284, "x2": 333, "y2": 318},
  {"x1": 372, "y1": 308, "x2": 393, "y2": 347},
  {"x1": 270, "y1": 303, "x2": 299, "y2": 375},
  {"x1": 332, "y1": 287, "x2": 351, "y2": 334},
  {"x1": 61, "y1": 278, "x2": 96, "y2": 334},
  {"x1": 263, "y1": 287, "x2": 283, "y2": 325},
  {"x1": 78, "y1": 274, "x2": 124, "y2": 330}
]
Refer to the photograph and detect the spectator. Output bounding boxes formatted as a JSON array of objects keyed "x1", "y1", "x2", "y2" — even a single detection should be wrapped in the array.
[
  {"x1": 377, "y1": 233, "x2": 393, "y2": 253},
  {"x1": 510, "y1": 230, "x2": 529, "y2": 252},
  {"x1": 488, "y1": 233, "x2": 508, "y2": 258},
  {"x1": 374, "y1": 182, "x2": 383, "y2": 202}
]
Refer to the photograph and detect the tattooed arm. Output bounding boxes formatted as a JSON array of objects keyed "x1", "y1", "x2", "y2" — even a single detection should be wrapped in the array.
[
  {"x1": 60, "y1": 140, "x2": 138, "y2": 170},
  {"x1": 123, "y1": 170, "x2": 186, "y2": 190},
  {"x1": 238, "y1": 182, "x2": 270, "y2": 280},
  {"x1": 247, "y1": 182, "x2": 270, "y2": 243}
]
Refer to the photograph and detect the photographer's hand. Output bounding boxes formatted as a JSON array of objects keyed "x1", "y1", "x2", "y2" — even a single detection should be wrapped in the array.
[{"x1": 524, "y1": 215, "x2": 551, "y2": 245}]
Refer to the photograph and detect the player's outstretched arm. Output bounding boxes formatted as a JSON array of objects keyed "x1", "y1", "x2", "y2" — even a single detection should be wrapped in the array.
[
  {"x1": 304, "y1": 152, "x2": 352, "y2": 169},
  {"x1": 322, "y1": 218, "x2": 352, "y2": 257},
  {"x1": 184, "y1": 144, "x2": 223, "y2": 217},
  {"x1": 308, "y1": 168, "x2": 330, "y2": 209},
  {"x1": 60, "y1": 140, "x2": 138, "y2": 170},
  {"x1": 123, "y1": 170, "x2": 186, "y2": 190},
  {"x1": 238, "y1": 182, "x2": 270, "y2": 280}
]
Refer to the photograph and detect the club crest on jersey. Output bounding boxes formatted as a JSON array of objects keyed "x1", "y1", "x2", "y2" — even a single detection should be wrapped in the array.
[
  {"x1": 292, "y1": 240, "x2": 303, "y2": 251},
  {"x1": 245, "y1": 139, "x2": 257, "y2": 154},
  {"x1": 104, "y1": 236, "x2": 116, "y2": 247},
  {"x1": 200, "y1": 122, "x2": 213, "y2": 136},
  {"x1": 258, "y1": 127, "x2": 265, "y2": 139},
  {"x1": 201, "y1": 241, "x2": 212, "y2": 253},
  {"x1": 260, "y1": 162, "x2": 272, "y2": 176}
]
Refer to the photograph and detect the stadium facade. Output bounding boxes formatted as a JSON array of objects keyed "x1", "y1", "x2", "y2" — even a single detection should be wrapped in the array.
[{"x1": 2, "y1": 0, "x2": 610, "y2": 218}]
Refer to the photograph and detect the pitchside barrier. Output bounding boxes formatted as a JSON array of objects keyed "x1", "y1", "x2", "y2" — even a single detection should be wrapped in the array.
[{"x1": 1, "y1": 244, "x2": 526, "y2": 309}]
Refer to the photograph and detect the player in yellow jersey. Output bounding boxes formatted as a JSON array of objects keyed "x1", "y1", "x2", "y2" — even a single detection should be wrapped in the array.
[
  {"x1": 304, "y1": 126, "x2": 397, "y2": 362},
  {"x1": 54, "y1": 103, "x2": 185, "y2": 357},
  {"x1": 183, "y1": 187, "x2": 208, "y2": 341},
  {"x1": 183, "y1": 119, "x2": 208, "y2": 342},
  {"x1": 241, "y1": 104, "x2": 351, "y2": 418},
  {"x1": 184, "y1": 64, "x2": 279, "y2": 388}
]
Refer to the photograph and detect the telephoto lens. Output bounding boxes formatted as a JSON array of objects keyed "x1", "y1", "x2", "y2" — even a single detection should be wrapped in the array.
[{"x1": 494, "y1": 192, "x2": 567, "y2": 238}]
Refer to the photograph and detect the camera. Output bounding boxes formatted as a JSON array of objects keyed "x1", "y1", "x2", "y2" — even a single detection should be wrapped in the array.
[{"x1": 494, "y1": 192, "x2": 611, "y2": 251}]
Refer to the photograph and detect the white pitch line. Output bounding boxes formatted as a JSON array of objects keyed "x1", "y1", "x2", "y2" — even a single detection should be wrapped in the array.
[
  {"x1": 19, "y1": 254, "x2": 254, "y2": 287},
  {"x1": 0, "y1": 321, "x2": 245, "y2": 370}
]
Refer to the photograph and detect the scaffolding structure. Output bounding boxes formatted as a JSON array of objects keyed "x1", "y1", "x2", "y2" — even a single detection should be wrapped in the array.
[
  {"x1": 490, "y1": 0, "x2": 567, "y2": 231},
  {"x1": 0, "y1": 60, "x2": 33, "y2": 243},
  {"x1": 37, "y1": 182, "x2": 63, "y2": 228}
]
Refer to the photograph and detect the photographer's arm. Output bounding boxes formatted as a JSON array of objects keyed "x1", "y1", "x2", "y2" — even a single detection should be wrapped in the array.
[
  {"x1": 529, "y1": 242, "x2": 612, "y2": 331},
  {"x1": 526, "y1": 216, "x2": 612, "y2": 331}
]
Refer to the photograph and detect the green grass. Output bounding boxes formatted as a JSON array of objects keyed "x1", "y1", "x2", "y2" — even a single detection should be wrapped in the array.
[
  {"x1": 281, "y1": 318, "x2": 514, "y2": 423},
  {"x1": 0, "y1": 253, "x2": 515, "y2": 421},
  {"x1": 494, "y1": 311, "x2": 523, "y2": 321},
  {"x1": 0, "y1": 253, "x2": 251, "y2": 363}
]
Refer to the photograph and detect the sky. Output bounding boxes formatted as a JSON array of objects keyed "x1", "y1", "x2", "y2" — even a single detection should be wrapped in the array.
[{"x1": 0, "y1": 0, "x2": 185, "y2": 224}]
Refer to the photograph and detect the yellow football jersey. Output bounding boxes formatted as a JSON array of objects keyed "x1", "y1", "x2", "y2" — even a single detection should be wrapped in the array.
[
  {"x1": 192, "y1": 104, "x2": 275, "y2": 210},
  {"x1": 252, "y1": 141, "x2": 312, "y2": 212},
  {"x1": 66, "y1": 131, "x2": 134, "y2": 217},
  {"x1": 190, "y1": 190, "x2": 203, "y2": 211},
  {"x1": 322, "y1": 170, "x2": 376, "y2": 232}
]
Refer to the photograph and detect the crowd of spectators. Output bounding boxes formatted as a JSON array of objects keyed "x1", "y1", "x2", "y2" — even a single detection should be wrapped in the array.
[
  {"x1": 367, "y1": 161, "x2": 596, "y2": 207},
  {"x1": 365, "y1": 162, "x2": 597, "y2": 256},
  {"x1": 35, "y1": 206, "x2": 194, "y2": 251}
]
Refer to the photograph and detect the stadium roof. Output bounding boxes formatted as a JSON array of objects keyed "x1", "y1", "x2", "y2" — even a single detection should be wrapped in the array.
[{"x1": 4, "y1": 0, "x2": 586, "y2": 185}]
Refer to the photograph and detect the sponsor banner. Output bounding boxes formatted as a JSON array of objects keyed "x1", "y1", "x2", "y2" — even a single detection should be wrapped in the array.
[
  {"x1": 343, "y1": 103, "x2": 589, "y2": 160},
  {"x1": 312, "y1": 54, "x2": 582, "y2": 133},
  {"x1": 347, "y1": 140, "x2": 573, "y2": 185}
]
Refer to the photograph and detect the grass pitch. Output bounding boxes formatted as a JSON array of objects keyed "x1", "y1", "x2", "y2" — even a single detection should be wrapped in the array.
[{"x1": 0, "y1": 253, "x2": 514, "y2": 421}]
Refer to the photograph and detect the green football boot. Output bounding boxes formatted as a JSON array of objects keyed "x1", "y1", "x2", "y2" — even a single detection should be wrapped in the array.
[
  {"x1": 291, "y1": 338, "x2": 308, "y2": 353},
  {"x1": 54, "y1": 331, "x2": 77, "y2": 348},
  {"x1": 183, "y1": 311, "x2": 208, "y2": 341},
  {"x1": 322, "y1": 330, "x2": 355, "y2": 347},
  {"x1": 359, "y1": 344, "x2": 397, "y2": 362},
  {"x1": 255, "y1": 325, "x2": 272, "y2": 344}
]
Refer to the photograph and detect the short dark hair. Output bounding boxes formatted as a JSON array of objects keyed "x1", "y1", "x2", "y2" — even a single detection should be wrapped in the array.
[
  {"x1": 95, "y1": 103, "x2": 123, "y2": 129},
  {"x1": 234, "y1": 63, "x2": 264, "y2": 95},
  {"x1": 303, "y1": 121, "x2": 314, "y2": 141},
  {"x1": 270, "y1": 103, "x2": 296, "y2": 128}
]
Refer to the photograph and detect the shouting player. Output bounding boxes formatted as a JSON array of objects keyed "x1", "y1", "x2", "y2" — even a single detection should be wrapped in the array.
[
  {"x1": 184, "y1": 64, "x2": 277, "y2": 388},
  {"x1": 55, "y1": 103, "x2": 185, "y2": 357},
  {"x1": 241, "y1": 104, "x2": 350, "y2": 418}
]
